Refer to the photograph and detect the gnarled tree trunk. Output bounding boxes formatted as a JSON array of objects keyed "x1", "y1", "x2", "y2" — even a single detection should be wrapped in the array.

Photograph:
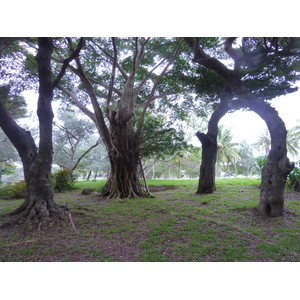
[
  {"x1": 103, "y1": 112, "x2": 147, "y2": 198},
  {"x1": 234, "y1": 85, "x2": 294, "y2": 217}
]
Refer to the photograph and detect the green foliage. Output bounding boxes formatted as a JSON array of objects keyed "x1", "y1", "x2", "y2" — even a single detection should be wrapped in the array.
[
  {"x1": 216, "y1": 125, "x2": 241, "y2": 175},
  {"x1": 255, "y1": 155, "x2": 268, "y2": 174},
  {"x1": 0, "y1": 160, "x2": 16, "y2": 183},
  {"x1": 0, "y1": 84, "x2": 27, "y2": 119},
  {"x1": 52, "y1": 169, "x2": 77, "y2": 192},
  {"x1": 140, "y1": 113, "x2": 187, "y2": 159},
  {"x1": 0, "y1": 180, "x2": 26, "y2": 199},
  {"x1": 287, "y1": 161, "x2": 300, "y2": 191}
]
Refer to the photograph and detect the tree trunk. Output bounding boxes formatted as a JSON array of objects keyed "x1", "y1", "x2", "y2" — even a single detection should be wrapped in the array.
[
  {"x1": 102, "y1": 115, "x2": 146, "y2": 198},
  {"x1": 196, "y1": 132, "x2": 218, "y2": 193},
  {"x1": 233, "y1": 85, "x2": 294, "y2": 217},
  {"x1": 196, "y1": 89, "x2": 230, "y2": 194},
  {"x1": 0, "y1": 38, "x2": 58, "y2": 223},
  {"x1": 86, "y1": 170, "x2": 92, "y2": 180}
]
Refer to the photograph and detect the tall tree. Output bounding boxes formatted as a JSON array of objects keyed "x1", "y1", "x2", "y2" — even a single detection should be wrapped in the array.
[
  {"x1": 55, "y1": 37, "x2": 185, "y2": 198},
  {"x1": 185, "y1": 37, "x2": 300, "y2": 216},
  {"x1": 0, "y1": 38, "x2": 83, "y2": 224}
]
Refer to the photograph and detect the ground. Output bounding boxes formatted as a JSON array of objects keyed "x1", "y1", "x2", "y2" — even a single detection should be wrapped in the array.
[{"x1": 0, "y1": 178, "x2": 299, "y2": 262}]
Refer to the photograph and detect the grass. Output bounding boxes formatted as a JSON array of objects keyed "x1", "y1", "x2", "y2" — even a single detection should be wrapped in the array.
[{"x1": 0, "y1": 177, "x2": 299, "y2": 262}]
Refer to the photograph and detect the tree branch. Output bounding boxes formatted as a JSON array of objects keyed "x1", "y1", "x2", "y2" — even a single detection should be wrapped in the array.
[
  {"x1": 56, "y1": 84, "x2": 97, "y2": 124},
  {"x1": 106, "y1": 37, "x2": 117, "y2": 121},
  {"x1": 136, "y1": 40, "x2": 184, "y2": 137},
  {"x1": 71, "y1": 139, "x2": 100, "y2": 171},
  {"x1": 52, "y1": 38, "x2": 84, "y2": 88}
]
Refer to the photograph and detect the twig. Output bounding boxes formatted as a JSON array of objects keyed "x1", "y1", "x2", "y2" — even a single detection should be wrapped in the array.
[
  {"x1": 67, "y1": 212, "x2": 80, "y2": 234},
  {"x1": 2, "y1": 239, "x2": 37, "y2": 248}
]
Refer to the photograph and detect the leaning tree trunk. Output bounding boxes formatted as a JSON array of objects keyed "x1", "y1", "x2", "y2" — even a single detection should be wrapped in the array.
[
  {"x1": 235, "y1": 86, "x2": 294, "y2": 217},
  {"x1": 196, "y1": 89, "x2": 230, "y2": 194}
]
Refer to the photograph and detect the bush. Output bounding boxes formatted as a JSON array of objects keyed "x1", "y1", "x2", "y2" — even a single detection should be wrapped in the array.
[
  {"x1": 287, "y1": 161, "x2": 300, "y2": 191},
  {"x1": 52, "y1": 169, "x2": 77, "y2": 192},
  {"x1": 0, "y1": 180, "x2": 27, "y2": 199}
]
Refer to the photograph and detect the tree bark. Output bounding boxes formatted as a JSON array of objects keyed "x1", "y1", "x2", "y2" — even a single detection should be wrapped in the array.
[
  {"x1": 196, "y1": 89, "x2": 230, "y2": 194},
  {"x1": 103, "y1": 113, "x2": 146, "y2": 198},
  {"x1": 196, "y1": 132, "x2": 218, "y2": 193},
  {"x1": 235, "y1": 86, "x2": 294, "y2": 216}
]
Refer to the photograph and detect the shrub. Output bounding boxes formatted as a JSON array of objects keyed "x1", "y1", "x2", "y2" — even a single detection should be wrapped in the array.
[
  {"x1": 0, "y1": 180, "x2": 27, "y2": 199},
  {"x1": 52, "y1": 169, "x2": 77, "y2": 192},
  {"x1": 287, "y1": 161, "x2": 300, "y2": 191}
]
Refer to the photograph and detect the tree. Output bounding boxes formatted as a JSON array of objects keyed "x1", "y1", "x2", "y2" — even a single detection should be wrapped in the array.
[
  {"x1": 254, "y1": 129, "x2": 271, "y2": 156},
  {"x1": 287, "y1": 123, "x2": 300, "y2": 159},
  {"x1": 185, "y1": 37, "x2": 300, "y2": 216},
  {"x1": 53, "y1": 110, "x2": 100, "y2": 171},
  {"x1": 54, "y1": 37, "x2": 186, "y2": 198},
  {"x1": 0, "y1": 37, "x2": 83, "y2": 224},
  {"x1": 236, "y1": 141, "x2": 256, "y2": 177},
  {"x1": 216, "y1": 125, "x2": 241, "y2": 176}
]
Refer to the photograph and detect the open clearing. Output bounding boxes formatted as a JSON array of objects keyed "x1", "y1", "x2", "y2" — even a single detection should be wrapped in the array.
[{"x1": 0, "y1": 178, "x2": 299, "y2": 262}]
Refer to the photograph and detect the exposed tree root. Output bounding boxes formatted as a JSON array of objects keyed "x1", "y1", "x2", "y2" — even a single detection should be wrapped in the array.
[{"x1": 0, "y1": 203, "x2": 80, "y2": 234}]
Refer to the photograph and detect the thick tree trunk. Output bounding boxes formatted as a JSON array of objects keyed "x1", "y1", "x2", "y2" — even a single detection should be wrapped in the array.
[
  {"x1": 196, "y1": 89, "x2": 230, "y2": 194},
  {"x1": 233, "y1": 85, "x2": 294, "y2": 217},
  {"x1": 196, "y1": 132, "x2": 218, "y2": 193},
  {"x1": 102, "y1": 116, "x2": 147, "y2": 198},
  {"x1": 11, "y1": 155, "x2": 58, "y2": 221}
]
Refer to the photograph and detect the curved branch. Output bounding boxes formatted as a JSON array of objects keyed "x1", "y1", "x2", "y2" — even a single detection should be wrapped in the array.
[
  {"x1": 71, "y1": 139, "x2": 100, "y2": 171},
  {"x1": 52, "y1": 38, "x2": 84, "y2": 88}
]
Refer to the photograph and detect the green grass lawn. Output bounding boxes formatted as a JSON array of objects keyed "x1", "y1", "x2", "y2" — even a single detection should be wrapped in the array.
[{"x1": 0, "y1": 177, "x2": 299, "y2": 262}]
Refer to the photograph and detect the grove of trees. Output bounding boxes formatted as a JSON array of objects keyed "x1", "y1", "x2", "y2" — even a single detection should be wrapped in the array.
[{"x1": 1, "y1": 37, "x2": 300, "y2": 224}]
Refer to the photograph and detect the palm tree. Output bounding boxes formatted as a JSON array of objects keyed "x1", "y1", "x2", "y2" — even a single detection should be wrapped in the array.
[
  {"x1": 216, "y1": 125, "x2": 241, "y2": 175},
  {"x1": 287, "y1": 124, "x2": 300, "y2": 159},
  {"x1": 254, "y1": 129, "x2": 271, "y2": 156},
  {"x1": 254, "y1": 124, "x2": 300, "y2": 159}
]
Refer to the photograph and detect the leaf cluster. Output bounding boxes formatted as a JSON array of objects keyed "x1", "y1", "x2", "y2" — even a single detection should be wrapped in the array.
[{"x1": 139, "y1": 114, "x2": 187, "y2": 160}]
